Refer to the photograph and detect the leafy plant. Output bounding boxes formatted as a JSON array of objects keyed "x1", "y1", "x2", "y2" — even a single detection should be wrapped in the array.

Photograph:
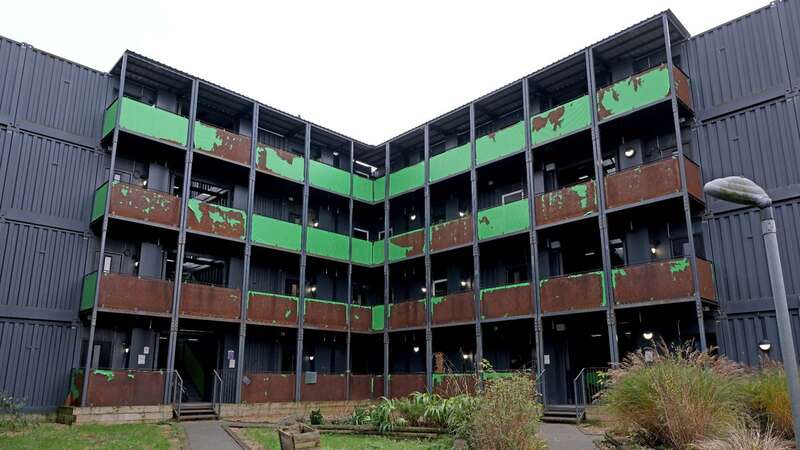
[
  {"x1": 0, "y1": 391, "x2": 28, "y2": 431},
  {"x1": 309, "y1": 408, "x2": 323, "y2": 425},
  {"x1": 469, "y1": 373, "x2": 544, "y2": 450}
]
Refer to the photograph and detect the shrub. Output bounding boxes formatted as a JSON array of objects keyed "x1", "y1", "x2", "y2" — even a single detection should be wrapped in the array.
[
  {"x1": 309, "y1": 408, "x2": 323, "y2": 425},
  {"x1": 695, "y1": 425, "x2": 793, "y2": 450},
  {"x1": 0, "y1": 391, "x2": 28, "y2": 431},
  {"x1": 747, "y1": 362, "x2": 793, "y2": 439},
  {"x1": 469, "y1": 373, "x2": 544, "y2": 450},
  {"x1": 604, "y1": 341, "x2": 747, "y2": 448}
]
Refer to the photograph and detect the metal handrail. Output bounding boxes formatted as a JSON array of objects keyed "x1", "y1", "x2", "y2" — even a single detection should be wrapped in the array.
[
  {"x1": 573, "y1": 368, "x2": 587, "y2": 421},
  {"x1": 171, "y1": 371, "x2": 184, "y2": 418},
  {"x1": 582, "y1": 366, "x2": 610, "y2": 405},
  {"x1": 535, "y1": 368, "x2": 546, "y2": 403},
  {"x1": 212, "y1": 369, "x2": 223, "y2": 418}
]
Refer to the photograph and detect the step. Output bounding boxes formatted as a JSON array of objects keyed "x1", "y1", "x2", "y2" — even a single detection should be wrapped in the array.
[
  {"x1": 541, "y1": 415, "x2": 581, "y2": 424},
  {"x1": 543, "y1": 410, "x2": 578, "y2": 417},
  {"x1": 178, "y1": 413, "x2": 219, "y2": 421}
]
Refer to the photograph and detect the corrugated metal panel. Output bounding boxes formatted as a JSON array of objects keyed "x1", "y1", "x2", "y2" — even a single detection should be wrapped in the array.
[
  {"x1": 688, "y1": 5, "x2": 789, "y2": 120},
  {"x1": 778, "y1": 0, "x2": 800, "y2": 90},
  {"x1": 695, "y1": 97, "x2": 800, "y2": 210},
  {"x1": 0, "y1": 319, "x2": 80, "y2": 409},
  {"x1": 0, "y1": 129, "x2": 106, "y2": 230},
  {"x1": 0, "y1": 38, "x2": 24, "y2": 124},
  {"x1": 717, "y1": 311, "x2": 800, "y2": 366},
  {"x1": 706, "y1": 200, "x2": 800, "y2": 310},
  {"x1": 14, "y1": 46, "x2": 112, "y2": 146},
  {"x1": 0, "y1": 221, "x2": 89, "y2": 314}
]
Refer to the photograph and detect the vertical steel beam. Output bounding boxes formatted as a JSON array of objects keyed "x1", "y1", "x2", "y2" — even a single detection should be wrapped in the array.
[
  {"x1": 235, "y1": 102, "x2": 259, "y2": 403},
  {"x1": 662, "y1": 15, "x2": 707, "y2": 350},
  {"x1": 422, "y1": 125, "x2": 433, "y2": 393},
  {"x1": 295, "y1": 123, "x2": 312, "y2": 401},
  {"x1": 80, "y1": 54, "x2": 127, "y2": 407},
  {"x1": 468, "y1": 104, "x2": 484, "y2": 380},
  {"x1": 346, "y1": 141, "x2": 355, "y2": 400},
  {"x1": 521, "y1": 78, "x2": 546, "y2": 396},
  {"x1": 585, "y1": 49, "x2": 620, "y2": 364},
  {"x1": 382, "y1": 143, "x2": 391, "y2": 398}
]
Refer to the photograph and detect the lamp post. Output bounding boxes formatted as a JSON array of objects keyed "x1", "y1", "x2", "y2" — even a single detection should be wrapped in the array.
[{"x1": 705, "y1": 176, "x2": 800, "y2": 447}]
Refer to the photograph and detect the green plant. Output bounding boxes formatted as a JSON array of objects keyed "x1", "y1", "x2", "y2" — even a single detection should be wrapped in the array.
[
  {"x1": 309, "y1": 408, "x2": 323, "y2": 425},
  {"x1": 747, "y1": 362, "x2": 792, "y2": 439},
  {"x1": 0, "y1": 391, "x2": 28, "y2": 431},
  {"x1": 604, "y1": 341, "x2": 747, "y2": 449},
  {"x1": 469, "y1": 372, "x2": 544, "y2": 450}
]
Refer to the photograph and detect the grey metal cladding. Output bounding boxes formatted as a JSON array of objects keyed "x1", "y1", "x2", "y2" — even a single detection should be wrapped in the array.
[
  {"x1": 687, "y1": 4, "x2": 789, "y2": 120},
  {"x1": 14, "y1": 46, "x2": 112, "y2": 147},
  {"x1": 778, "y1": 0, "x2": 800, "y2": 90},
  {"x1": 717, "y1": 311, "x2": 800, "y2": 366},
  {"x1": 0, "y1": 128, "x2": 106, "y2": 231},
  {"x1": 0, "y1": 221, "x2": 89, "y2": 317},
  {"x1": 706, "y1": 199, "x2": 800, "y2": 311},
  {"x1": 695, "y1": 97, "x2": 800, "y2": 213},
  {"x1": 0, "y1": 38, "x2": 24, "y2": 125},
  {"x1": 0, "y1": 318, "x2": 80, "y2": 409}
]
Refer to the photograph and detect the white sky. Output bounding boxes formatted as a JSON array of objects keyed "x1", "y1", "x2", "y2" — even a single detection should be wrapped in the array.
[{"x1": 1, "y1": 0, "x2": 766, "y2": 144}]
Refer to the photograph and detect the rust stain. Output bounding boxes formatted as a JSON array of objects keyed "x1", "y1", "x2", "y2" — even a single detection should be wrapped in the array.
[
  {"x1": 390, "y1": 230, "x2": 425, "y2": 258},
  {"x1": 481, "y1": 284, "x2": 533, "y2": 319},
  {"x1": 350, "y1": 375, "x2": 384, "y2": 400},
  {"x1": 248, "y1": 293, "x2": 297, "y2": 326},
  {"x1": 301, "y1": 374, "x2": 347, "y2": 401},
  {"x1": 539, "y1": 272, "x2": 604, "y2": 313},
  {"x1": 389, "y1": 300, "x2": 426, "y2": 329},
  {"x1": 99, "y1": 273, "x2": 173, "y2": 314},
  {"x1": 431, "y1": 291, "x2": 474, "y2": 325},
  {"x1": 83, "y1": 370, "x2": 166, "y2": 407},
  {"x1": 613, "y1": 259, "x2": 694, "y2": 305},
  {"x1": 430, "y1": 216, "x2": 473, "y2": 252},
  {"x1": 390, "y1": 374, "x2": 426, "y2": 398},
  {"x1": 596, "y1": 89, "x2": 613, "y2": 120},
  {"x1": 604, "y1": 157, "x2": 681, "y2": 209},
  {"x1": 242, "y1": 373, "x2": 295, "y2": 403},
  {"x1": 180, "y1": 283, "x2": 241, "y2": 320},
  {"x1": 532, "y1": 106, "x2": 566, "y2": 132},
  {"x1": 304, "y1": 300, "x2": 348, "y2": 331}
]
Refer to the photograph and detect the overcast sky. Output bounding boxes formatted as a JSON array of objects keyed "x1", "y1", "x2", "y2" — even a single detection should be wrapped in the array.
[{"x1": 1, "y1": 0, "x2": 766, "y2": 144}]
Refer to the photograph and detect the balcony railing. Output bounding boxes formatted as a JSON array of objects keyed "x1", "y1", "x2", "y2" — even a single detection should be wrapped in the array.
[
  {"x1": 301, "y1": 373, "x2": 348, "y2": 402},
  {"x1": 530, "y1": 95, "x2": 591, "y2": 147},
  {"x1": 480, "y1": 282, "x2": 533, "y2": 319},
  {"x1": 389, "y1": 373, "x2": 426, "y2": 398},
  {"x1": 429, "y1": 215, "x2": 473, "y2": 252},
  {"x1": 389, "y1": 161, "x2": 425, "y2": 197},
  {"x1": 186, "y1": 199, "x2": 246, "y2": 241},
  {"x1": 69, "y1": 368, "x2": 167, "y2": 407},
  {"x1": 388, "y1": 298, "x2": 426, "y2": 329},
  {"x1": 388, "y1": 228, "x2": 425, "y2": 262},
  {"x1": 477, "y1": 198, "x2": 530, "y2": 241},
  {"x1": 476, "y1": 121, "x2": 526, "y2": 166},
  {"x1": 306, "y1": 226, "x2": 350, "y2": 262},
  {"x1": 256, "y1": 144, "x2": 305, "y2": 183},
  {"x1": 242, "y1": 372, "x2": 295, "y2": 403},
  {"x1": 535, "y1": 179, "x2": 598, "y2": 226},
  {"x1": 350, "y1": 374, "x2": 385, "y2": 400},
  {"x1": 429, "y1": 143, "x2": 470, "y2": 183},
  {"x1": 81, "y1": 272, "x2": 173, "y2": 315},
  {"x1": 431, "y1": 291, "x2": 476, "y2": 325},
  {"x1": 350, "y1": 304, "x2": 374, "y2": 332},
  {"x1": 251, "y1": 214, "x2": 302, "y2": 252},
  {"x1": 597, "y1": 64, "x2": 693, "y2": 121},
  {"x1": 613, "y1": 257, "x2": 716, "y2": 305},
  {"x1": 102, "y1": 97, "x2": 189, "y2": 146},
  {"x1": 605, "y1": 156, "x2": 703, "y2": 209},
  {"x1": 92, "y1": 181, "x2": 181, "y2": 228},
  {"x1": 247, "y1": 291, "x2": 298, "y2": 326},
  {"x1": 303, "y1": 298, "x2": 349, "y2": 331},
  {"x1": 539, "y1": 270, "x2": 606, "y2": 314},
  {"x1": 194, "y1": 121, "x2": 251, "y2": 166},
  {"x1": 180, "y1": 282, "x2": 242, "y2": 320}
]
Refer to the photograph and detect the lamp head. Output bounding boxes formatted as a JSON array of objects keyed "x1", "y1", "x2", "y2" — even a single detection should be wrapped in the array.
[{"x1": 704, "y1": 176, "x2": 771, "y2": 208}]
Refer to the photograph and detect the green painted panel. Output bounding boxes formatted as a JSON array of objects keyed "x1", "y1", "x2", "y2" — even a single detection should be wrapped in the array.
[
  {"x1": 388, "y1": 229, "x2": 425, "y2": 262},
  {"x1": 251, "y1": 214, "x2": 302, "y2": 252},
  {"x1": 118, "y1": 97, "x2": 188, "y2": 146},
  {"x1": 371, "y1": 304, "x2": 385, "y2": 331},
  {"x1": 256, "y1": 144, "x2": 305, "y2": 183},
  {"x1": 597, "y1": 65, "x2": 671, "y2": 121},
  {"x1": 530, "y1": 95, "x2": 591, "y2": 146},
  {"x1": 187, "y1": 199, "x2": 246, "y2": 240},
  {"x1": 389, "y1": 162, "x2": 424, "y2": 197},
  {"x1": 101, "y1": 99, "x2": 118, "y2": 139},
  {"x1": 353, "y1": 175, "x2": 375, "y2": 203},
  {"x1": 475, "y1": 121, "x2": 525, "y2": 165},
  {"x1": 193, "y1": 121, "x2": 223, "y2": 153},
  {"x1": 91, "y1": 182, "x2": 108, "y2": 222},
  {"x1": 373, "y1": 239, "x2": 385, "y2": 265},
  {"x1": 429, "y1": 144, "x2": 470, "y2": 182},
  {"x1": 80, "y1": 272, "x2": 98, "y2": 311},
  {"x1": 352, "y1": 238, "x2": 374, "y2": 266},
  {"x1": 309, "y1": 160, "x2": 351, "y2": 197},
  {"x1": 479, "y1": 281, "x2": 531, "y2": 297},
  {"x1": 477, "y1": 199, "x2": 530, "y2": 241},
  {"x1": 306, "y1": 227, "x2": 350, "y2": 261},
  {"x1": 373, "y1": 177, "x2": 386, "y2": 203}
]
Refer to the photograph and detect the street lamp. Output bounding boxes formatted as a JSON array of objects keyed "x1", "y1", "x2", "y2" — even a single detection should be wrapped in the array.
[{"x1": 705, "y1": 176, "x2": 800, "y2": 447}]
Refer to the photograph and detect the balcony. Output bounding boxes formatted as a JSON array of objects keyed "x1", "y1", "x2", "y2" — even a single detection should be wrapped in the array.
[
  {"x1": 180, "y1": 282, "x2": 242, "y2": 321},
  {"x1": 194, "y1": 121, "x2": 251, "y2": 166},
  {"x1": 530, "y1": 95, "x2": 591, "y2": 147},
  {"x1": 389, "y1": 373, "x2": 426, "y2": 398},
  {"x1": 306, "y1": 227, "x2": 350, "y2": 262},
  {"x1": 388, "y1": 228, "x2": 425, "y2": 262},
  {"x1": 350, "y1": 305, "x2": 373, "y2": 332},
  {"x1": 431, "y1": 291, "x2": 475, "y2": 325},
  {"x1": 247, "y1": 291, "x2": 298, "y2": 326},
  {"x1": 350, "y1": 374, "x2": 385, "y2": 400},
  {"x1": 186, "y1": 199, "x2": 246, "y2": 241},
  {"x1": 476, "y1": 121, "x2": 526, "y2": 166},
  {"x1": 309, "y1": 159, "x2": 351, "y2": 197},
  {"x1": 102, "y1": 97, "x2": 188, "y2": 147},
  {"x1": 92, "y1": 182, "x2": 181, "y2": 228},
  {"x1": 605, "y1": 156, "x2": 704, "y2": 210},
  {"x1": 70, "y1": 369, "x2": 166, "y2": 407},
  {"x1": 255, "y1": 144, "x2": 305, "y2": 183},
  {"x1": 389, "y1": 162, "x2": 425, "y2": 197},
  {"x1": 81, "y1": 272, "x2": 173, "y2": 315},
  {"x1": 251, "y1": 214, "x2": 302, "y2": 253},
  {"x1": 535, "y1": 180, "x2": 597, "y2": 227},
  {"x1": 388, "y1": 299, "x2": 426, "y2": 329},
  {"x1": 477, "y1": 198, "x2": 530, "y2": 241},
  {"x1": 353, "y1": 174, "x2": 378, "y2": 203},
  {"x1": 429, "y1": 143, "x2": 470, "y2": 183},
  {"x1": 429, "y1": 215, "x2": 473, "y2": 252},
  {"x1": 539, "y1": 271, "x2": 605, "y2": 314},
  {"x1": 304, "y1": 298, "x2": 348, "y2": 331},
  {"x1": 613, "y1": 257, "x2": 716, "y2": 306},
  {"x1": 597, "y1": 65, "x2": 693, "y2": 121},
  {"x1": 480, "y1": 282, "x2": 533, "y2": 320},
  {"x1": 301, "y1": 374, "x2": 347, "y2": 401},
  {"x1": 242, "y1": 373, "x2": 295, "y2": 403}
]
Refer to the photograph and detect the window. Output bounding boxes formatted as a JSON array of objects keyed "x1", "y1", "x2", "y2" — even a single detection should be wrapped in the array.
[
  {"x1": 103, "y1": 255, "x2": 113, "y2": 273},
  {"x1": 502, "y1": 189, "x2": 524, "y2": 205},
  {"x1": 610, "y1": 238, "x2": 626, "y2": 266},
  {"x1": 433, "y1": 279, "x2": 448, "y2": 296}
]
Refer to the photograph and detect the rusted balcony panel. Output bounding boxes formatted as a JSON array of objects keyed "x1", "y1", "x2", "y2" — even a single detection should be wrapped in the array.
[
  {"x1": 684, "y1": 157, "x2": 705, "y2": 202},
  {"x1": 78, "y1": 370, "x2": 166, "y2": 407},
  {"x1": 98, "y1": 272, "x2": 173, "y2": 314},
  {"x1": 673, "y1": 66, "x2": 693, "y2": 111},
  {"x1": 389, "y1": 373, "x2": 426, "y2": 398},
  {"x1": 431, "y1": 291, "x2": 475, "y2": 325},
  {"x1": 242, "y1": 373, "x2": 295, "y2": 403},
  {"x1": 180, "y1": 283, "x2": 241, "y2": 320},
  {"x1": 432, "y1": 374, "x2": 478, "y2": 397},
  {"x1": 109, "y1": 183, "x2": 180, "y2": 228},
  {"x1": 304, "y1": 299, "x2": 348, "y2": 331},
  {"x1": 301, "y1": 374, "x2": 347, "y2": 401},
  {"x1": 539, "y1": 271, "x2": 605, "y2": 313},
  {"x1": 350, "y1": 375, "x2": 384, "y2": 400},
  {"x1": 535, "y1": 180, "x2": 597, "y2": 226},
  {"x1": 389, "y1": 229, "x2": 425, "y2": 261},
  {"x1": 194, "y1": 122, "x2": 252, "y2": 166},
  {"x1": 350, "y1": 305, "x2": 372, "y2": 332},
  {"x1": 430, "y1": 216, "x2": 473, "y2": 252},
  {"x1": 697, "y1": 258, "x2": 717, "y2": 302},
  {"x1": 389, "y1": 300, "x2": 426, "y2": 329},
  {"x1": 613, "y1": 258, "x2": 695, "y2": 305},
  {"x1": 186, "y1": 200, "x2": 246, "y2": 240},
  {"x1": 480, "y1": 283, "x2": 533, "y2": 319},
  {"x1": 247, "y1": 292, "x2": 297, "y2": 326},
  {"x1": 605, "y1": 157, "x2": 683, "y2": 209}
]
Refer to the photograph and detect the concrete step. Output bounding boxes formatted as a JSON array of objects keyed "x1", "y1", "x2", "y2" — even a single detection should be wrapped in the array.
[
  {"x1": 178, "y1": 413, "x2": 219, "y2": 422},
  {"x1": 541, "y1": 415, "x2": 581, "y2": 424}
]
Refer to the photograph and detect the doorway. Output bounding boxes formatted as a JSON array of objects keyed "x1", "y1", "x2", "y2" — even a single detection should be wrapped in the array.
[{"x1": 174, "y1": 332, "x2": 220, "y2": 403}]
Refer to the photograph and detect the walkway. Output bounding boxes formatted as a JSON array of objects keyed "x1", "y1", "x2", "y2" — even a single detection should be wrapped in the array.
[
  {"x1": 539, "y1": 423, "x2": 599, "y2": 450},
  {"x1": 183, "y1": 421, "x2": 241, "y2": 450}
]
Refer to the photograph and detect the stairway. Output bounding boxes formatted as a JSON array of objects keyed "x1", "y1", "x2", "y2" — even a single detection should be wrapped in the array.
[
  {"x1": 541, "y1": 404, "x2": 584, "y2": 424},
  {"x1": 175, "y1": 402, "x2": 218, "y2": 421}
]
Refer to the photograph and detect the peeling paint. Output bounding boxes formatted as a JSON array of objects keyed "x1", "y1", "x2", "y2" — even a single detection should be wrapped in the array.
[
  {"x1": 256, "y1": 144, "x2": 305, "y2": 183},
  {"x1": 93, "y1": 369, "x2": 115, "y2": 382},
  {"x1": 530, "y1": 95, "x2": 591, "y2": 146},
  {"x1": 477, "y1": 199, "x2": 529, "y2": 240},
  {"x1": 535, "y1": 180, "x2": 597, "y2": 226},
  {"x1": 186, "y1": 199, "x2": 246, "y2": 240},
  {"x1": 597, "y1": 64, "x2": 672, "y2": 121}
]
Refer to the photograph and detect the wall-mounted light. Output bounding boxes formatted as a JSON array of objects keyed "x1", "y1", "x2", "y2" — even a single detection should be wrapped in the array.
[
  {"x1": 133, "y1": 260, "x2": 139, "y2": 267},
  {"x1": 650, "y1": 247, "x2": 657, "y2": 255},
  {"x1": 123, "y1": 343, "x2": 130, "y2": 353},
  {"x1": 142, "y1": 179, "x2": 148, "y2": 187},
  {"x1": 410, "y1": 214, "x2": 417, "y2": 221},
  {"x1": 643, "y1": 331, "x2": 654, "y2": 341},
  {"x1": 308, "y1": 286, "x2": 317, "y2": 294},
  {"x1": 488, "y1": 180, "x2": 494, "y2": 186},
  {"x1": 460, "y1": 280, "x2": 467, "y2": 287},
  {"x1": 462, "y1": 353, "x2": 470, "y2": 360},
  {"x1": 624, "y1": 148, "x2": 636, "y2": 158},
  {"x1": 332, "y1": 151, "x2": 339, "y2": 156},
  {"x1": 458, "y1": 211, "x2": 466, "y2": 218},
  {"x1": 309, "y1": 355, "x2": 315, "y2": 361},
  {"x1": 759, "y1": 339, "x2": 772, "y2": 352},
  {"x1": 413, "y1": 346, "x2": 420, "y2": 353},
  {"x1": 312, "y1": 221, "x2": 319, "y2": 227},
  {"x1": 421, "y1": 287, "x2": 427, "y2": 293}
]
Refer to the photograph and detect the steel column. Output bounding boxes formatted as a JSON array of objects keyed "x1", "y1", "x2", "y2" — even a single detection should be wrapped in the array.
[
  {"x1": 468, "y1": 104, "x2": 484, "y2": 379},
  {"x1": 423, "y1": 125, "x2": 433, "y2": 393},
  {"x1": 382, "y1": 143, "x2": 391, "y2": 398},
  {"x1": 294, "y1": 123, "x2": 312, "y2": 401},
  {"x1": 346, "y1": 141, "x2": 355, "y2": 400}
]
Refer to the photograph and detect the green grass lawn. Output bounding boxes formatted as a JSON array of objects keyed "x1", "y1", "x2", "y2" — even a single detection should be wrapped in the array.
[
  {"x1": 0, "y1": 423, "x2": 184, "y2": 450},
  {"x1": 240, "y1": 427, "x2": 453, "y2": 450}
]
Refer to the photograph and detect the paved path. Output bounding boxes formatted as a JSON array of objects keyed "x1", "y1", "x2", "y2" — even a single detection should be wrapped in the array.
[
  {"x1": 539, "y1": 423, "x2": 598, "y2": 450},
  {"x1": 183, "y1": 421, "x2": 241, "y2": 450}
]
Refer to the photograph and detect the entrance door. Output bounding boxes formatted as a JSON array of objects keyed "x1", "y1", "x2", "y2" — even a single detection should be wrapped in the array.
[
  {"x1": 175, "y1": 333, "x2": 219, "y2": 403},
  {"x1": 543, "y1": 324, "x2": 570, "y2": 405}
]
